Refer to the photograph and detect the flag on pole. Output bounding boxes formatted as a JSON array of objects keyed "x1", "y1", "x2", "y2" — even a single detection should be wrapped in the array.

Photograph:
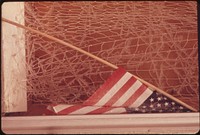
[{"x1": 46, "y1": 67, "x2": 192, "y2": 115}]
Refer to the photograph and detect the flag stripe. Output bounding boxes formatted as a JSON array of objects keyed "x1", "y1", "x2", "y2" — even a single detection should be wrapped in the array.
[
  {"x1": 57, "y1": 105, "x2": 84, "y2": 115},
  {"x1": 87, "y1": 106, "x2": 112, "y2": 114},
  {"x1": 53, "y1": 104, "x2": 73, "y2": 113},
  {"x1": 49, "y1": 104, "x2": 127, "y2": 115},
  {"x1": 70, "y1": 106, "x2": 101, "y2": 115},
  {"x1": 130, "y1": 88, "x2": 153, "y2": 107},
  {"x1": 104, "y1": 107, "x2": 126, "y2": 114},
  {"x1": 94, "y1": 72, "x2": 132, "y2": 106},
  {"x1": 104, "y1": 77, "x2": 137, "y2": 107},
  {"x1": 84, "y1": 67, "x2": 126, "y2": 106},
  {"x1": 123, "y1": 84, "x2": 147, "y2": 107},
  {"x1": 112, "y1": 80, "x2": 142, "y2": 106}
]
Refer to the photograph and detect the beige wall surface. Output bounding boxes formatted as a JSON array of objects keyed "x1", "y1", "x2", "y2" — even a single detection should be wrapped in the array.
[{"x1": 2, "y1": 2, "x2": 27, "y2": 112}]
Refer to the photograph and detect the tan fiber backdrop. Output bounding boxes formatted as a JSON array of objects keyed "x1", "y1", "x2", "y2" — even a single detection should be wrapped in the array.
[{"x1": 24, "y1": 1, "x2": 198, "y2": 110}]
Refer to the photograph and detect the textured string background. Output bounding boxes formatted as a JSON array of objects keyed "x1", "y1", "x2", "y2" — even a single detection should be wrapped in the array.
[{"x1": 21, "y1": 1, "x2": 198, "y2": 111}]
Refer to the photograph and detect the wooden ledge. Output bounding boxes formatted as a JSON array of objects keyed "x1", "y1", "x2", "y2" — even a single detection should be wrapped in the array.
[{"x1": 2, "y1": 113, "x2": 199, "y2": 134}]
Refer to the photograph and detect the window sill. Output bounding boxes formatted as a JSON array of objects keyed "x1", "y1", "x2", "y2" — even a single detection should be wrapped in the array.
[{"x1": 2, "y1": 112, "x2": 199, "y2": 134}]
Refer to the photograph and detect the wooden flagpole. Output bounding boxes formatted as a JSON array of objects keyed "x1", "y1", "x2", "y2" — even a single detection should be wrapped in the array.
[{"x1": 2, "y1": 17, "x2": 197, "y2": 112}]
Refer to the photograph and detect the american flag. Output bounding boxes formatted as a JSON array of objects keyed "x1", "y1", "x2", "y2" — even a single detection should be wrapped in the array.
[{"x1": 46, "y1": 67, "x2": 192, "y2": 115}]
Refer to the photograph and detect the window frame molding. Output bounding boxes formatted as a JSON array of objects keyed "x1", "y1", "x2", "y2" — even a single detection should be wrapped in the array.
[{"x1": 2, "y1": 113, "x2": 199, "y2": 134}]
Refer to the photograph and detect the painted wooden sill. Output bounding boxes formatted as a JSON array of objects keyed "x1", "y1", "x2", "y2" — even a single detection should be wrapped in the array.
[{"x1": 1, "y1": 112, "x2": 199, "y2": 134}]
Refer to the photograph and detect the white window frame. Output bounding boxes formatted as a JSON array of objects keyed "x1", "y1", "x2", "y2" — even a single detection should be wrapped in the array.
[{"x1": 2, "y1": 113, "x2": 199, "y2": 134}]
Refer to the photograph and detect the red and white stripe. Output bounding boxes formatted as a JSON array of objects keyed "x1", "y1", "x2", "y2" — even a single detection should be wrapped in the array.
[
  {"x1": 46, "y1": 67, "x2": 153, "y2": 115},
  {"x1": 83, "y1": 68, "x2": 153, "y2": 108},
  {"x1": 47, "y1": 104, "x2": 126, "y2": 115}
]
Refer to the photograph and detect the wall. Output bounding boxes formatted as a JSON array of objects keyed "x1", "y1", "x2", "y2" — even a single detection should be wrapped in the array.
[
  {"x1": 2, "y1": 2, "x2": 27, "y2": 112},
  {"x1": 24, "y1": 1, "x2": 198, "y2": 110}
]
